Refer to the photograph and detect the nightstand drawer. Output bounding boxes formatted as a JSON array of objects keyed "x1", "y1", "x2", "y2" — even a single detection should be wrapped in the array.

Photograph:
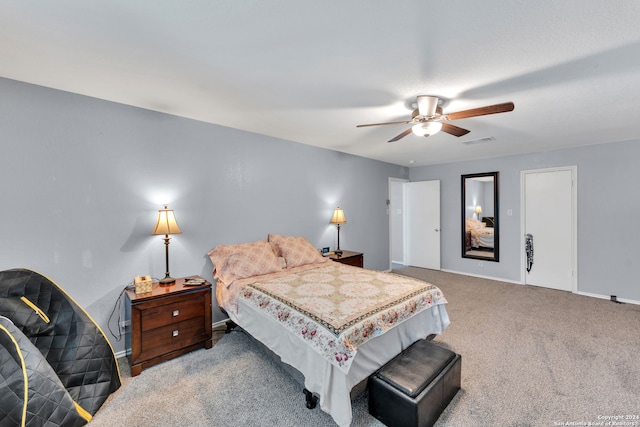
[
  {"x1": 140, "y1": 317, "x2": 205, "y2": 360},
  {"x1": 336, "y1": 255, "x2": 363, "y2": 267},
  {"x1": 140, "y1": 295, "x2": 205, "y2": 331}
]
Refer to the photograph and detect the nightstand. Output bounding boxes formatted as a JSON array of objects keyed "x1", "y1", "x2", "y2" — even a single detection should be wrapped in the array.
[
  {"x1": 125, "y1": 276, "x2": 212, "y2": 376},
  {"x1": 329, "y1": 250, "x2": 364, "y2": 268}
]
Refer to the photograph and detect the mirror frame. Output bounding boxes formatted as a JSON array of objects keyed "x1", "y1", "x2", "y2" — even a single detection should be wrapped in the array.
[{"x1": 461, "y1": 171, "x2": 499, "y2": 262}]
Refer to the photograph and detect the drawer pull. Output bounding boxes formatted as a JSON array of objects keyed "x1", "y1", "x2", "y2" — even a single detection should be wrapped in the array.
[
  {"x1": 172, "y1": 310, "x2": 179, "y2": 317},
  {"x1": 172, "y1": 330, "x2": 179, "y2": 337}
]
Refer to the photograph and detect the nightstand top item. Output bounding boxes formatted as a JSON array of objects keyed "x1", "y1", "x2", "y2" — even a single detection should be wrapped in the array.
[
  {"x1": 328, "y1": 250, "x2": 362, "y2": 260},
  {"x1": 125, "y1": 276, "x2": 211, "y2": 301}
]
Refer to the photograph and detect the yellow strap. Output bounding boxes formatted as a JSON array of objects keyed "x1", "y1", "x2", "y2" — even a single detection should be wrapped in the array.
[
  {"x1": 0, "y1": 324, "x2": 29, "y2": 427},
  {"x1": 73, "y1": 401, "x2": 93, "y2": 422},
  {"x1": 20, "y1": 297, "x2": 50, "y2": 324}
]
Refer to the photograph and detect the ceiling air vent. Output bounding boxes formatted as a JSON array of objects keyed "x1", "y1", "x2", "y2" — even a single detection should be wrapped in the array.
[{"x1": 463, "y1": 136, "x2": 496, "y2": 145}]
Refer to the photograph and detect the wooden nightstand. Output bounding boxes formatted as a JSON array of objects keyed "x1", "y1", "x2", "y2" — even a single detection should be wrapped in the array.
[
  {"x1": 125, "y1": 276, "x2": 212, "y2": 376},
  {"x1": 329, "y1": 250, "x2": 364, "y2": 268}
]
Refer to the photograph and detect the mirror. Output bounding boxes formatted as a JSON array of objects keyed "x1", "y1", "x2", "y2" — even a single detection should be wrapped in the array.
[{"x1": 461, "y1": 172, "x2": 499, "y2": 262}]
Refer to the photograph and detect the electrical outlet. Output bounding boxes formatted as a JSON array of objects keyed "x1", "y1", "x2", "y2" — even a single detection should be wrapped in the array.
[
  {"x1": 478, "y1": 261, "x2": 484, "y2": 268},
  {"x1": 119, "y1": 320, "x2": 131, "y2": 330}
]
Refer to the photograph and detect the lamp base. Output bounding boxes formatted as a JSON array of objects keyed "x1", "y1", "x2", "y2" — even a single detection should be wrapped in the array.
[{"x1": 159, "y1": 276, "x2": 176, "y2": 286}]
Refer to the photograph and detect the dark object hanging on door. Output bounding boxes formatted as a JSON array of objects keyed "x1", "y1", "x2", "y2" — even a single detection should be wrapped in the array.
[{"x1": 525, "y1": 234, "x2": 534, "y2": 273}]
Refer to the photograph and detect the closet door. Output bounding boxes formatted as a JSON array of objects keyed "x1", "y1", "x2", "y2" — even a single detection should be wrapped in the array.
[
  {"x1": 405, "y1": 180, "x2": 441, "y2": 270},
  {"x1": 522, "y1": 167, "x2": 576, "y2": 291}
]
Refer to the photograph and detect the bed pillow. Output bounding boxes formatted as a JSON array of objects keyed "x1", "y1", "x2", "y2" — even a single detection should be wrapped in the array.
[
  {"x1": 268, "y1": 234, "x2": 329, "y2": 268},
  {"x1": 482, "y1": 216, "x2": 495, "y2": 228},
  {"x1": 207, "y1": 240, "x2": 282, "y2": 285}
]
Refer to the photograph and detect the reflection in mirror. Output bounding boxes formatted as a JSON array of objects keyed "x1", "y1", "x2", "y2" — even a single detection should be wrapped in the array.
[{"x1": 462, "y1": 172, "x2": 499, "y2": 262}]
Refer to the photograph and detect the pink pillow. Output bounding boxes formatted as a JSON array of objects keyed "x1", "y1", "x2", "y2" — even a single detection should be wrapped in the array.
[
  {"x1": 268, "y1": 234, "x2": 328, "y2": 268},
  {"x1": 208, "y1": 240, "x2": 282, "y2": 285}
]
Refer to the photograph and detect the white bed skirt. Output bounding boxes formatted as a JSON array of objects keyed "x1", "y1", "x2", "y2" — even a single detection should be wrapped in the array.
[
  {"x1": 478, "y1": 232, "x2": 494, "y2": 248},
  {"x1": 230, "y1": 299, "x2": 450, "y2": 426}
]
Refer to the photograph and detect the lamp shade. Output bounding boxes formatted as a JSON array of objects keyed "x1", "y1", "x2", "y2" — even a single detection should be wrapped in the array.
[
  {"x1": 152, "y1": 205, "x2": 182, "y2": 235},
  {"x1": 474, "y1": 205, "x2": 483, "y2": 214},
  {"x1": 330, "y1": 207, "x2": 346, "y2": 225}
]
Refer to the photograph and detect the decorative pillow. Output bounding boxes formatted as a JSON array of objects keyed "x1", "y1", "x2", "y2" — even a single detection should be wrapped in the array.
[
  {"x1": 482, "y1": 217, "x2": 495, "y2": 228},
  {"x1": 207, "y1": 240, "x2": 282, "y2": 285},
  {"x1": 268, "y1": 234, "x2": 328, "y2": 268}
]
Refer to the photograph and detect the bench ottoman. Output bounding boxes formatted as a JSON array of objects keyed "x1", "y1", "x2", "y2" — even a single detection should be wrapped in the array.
[{"x1": 368, "y1": 339, "x2": 461, "y2": 427}]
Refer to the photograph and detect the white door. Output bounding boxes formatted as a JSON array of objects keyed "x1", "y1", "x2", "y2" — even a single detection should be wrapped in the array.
[
  {"x1": 404, "y1": 180, "x2": 441, "y2": 270},
  {"x1": 522, "y1": 167, "x2": 576, "y2": 291}
]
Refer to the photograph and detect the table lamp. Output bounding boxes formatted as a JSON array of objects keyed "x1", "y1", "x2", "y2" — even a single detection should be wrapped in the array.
[
  {"x1": 330, "y1": 207, "x2": 346, "y2": 255},
  {"x1": 152, "y1": 204, "x2": 182, "y2": 285},
  {"x1": 474, "y1": 205, "x2": 483, "y2": 220}
]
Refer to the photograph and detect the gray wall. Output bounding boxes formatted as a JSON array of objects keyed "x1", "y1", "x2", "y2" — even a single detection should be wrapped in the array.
[
  {"x1": 0, "y1": 77, "x2": 408, "y2": 354},
  {"x1": 410, "y1": 139, "x2": 640, "y2": 302}
]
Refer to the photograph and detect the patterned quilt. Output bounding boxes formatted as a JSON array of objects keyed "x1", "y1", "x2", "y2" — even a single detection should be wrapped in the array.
[{"x1": 241, "y1": 262, "x2": 447, "y2": 373}]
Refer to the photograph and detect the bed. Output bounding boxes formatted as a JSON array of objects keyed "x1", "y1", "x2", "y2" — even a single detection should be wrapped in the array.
[
  {"x1": 208, "y1": 234, "x2": 450, "y2": 427},
  {"x1": 465, "y1": 217, "x2": 494, "y2": 248}
]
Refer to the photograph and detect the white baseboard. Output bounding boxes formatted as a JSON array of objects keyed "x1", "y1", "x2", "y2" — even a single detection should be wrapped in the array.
[
  {"x1": 576, "y1": 291, "x2": 640, "y2": 306},
  {"x1": 440, "y1": 268, "x2": 521, "y2": 284},
  {"x1": 441, "y1": 269, "x2": 640, "y2": 306},
  {"x1": 212, "y1": 319, "x2": 228, "y2": 329}
]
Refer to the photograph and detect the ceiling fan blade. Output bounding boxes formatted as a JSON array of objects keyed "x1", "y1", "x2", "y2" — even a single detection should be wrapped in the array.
[
  {"x1": 388, "y1": 128, "x2": 413, "y2": 143},
  {"x1": 356, "y1": 120, "x2": 411, "y2": 128},
  {"x1": 444, "y1": 102, "x2": 514, "y2": 121},
  {"x1": 441, "y1": 123, "x2": 470, "y2": 137}
]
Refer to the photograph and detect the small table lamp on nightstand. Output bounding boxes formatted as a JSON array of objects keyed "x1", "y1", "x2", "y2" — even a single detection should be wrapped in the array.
[
  {"x1": 474, "y1": 205, "x2": 482, "y2": 220},
  {"x1": 152, "y1": 204, "x2": 182, "y2": 285},
  {"x1": 330, "y1": 207, "x2": 346, "y2": 255}
]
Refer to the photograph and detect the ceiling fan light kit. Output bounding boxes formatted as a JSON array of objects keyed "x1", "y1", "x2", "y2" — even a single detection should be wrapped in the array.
[
  {"x1": 412, "y1": 121, "x2": 442, "y2": 137},
  {"x1": 357, "y1": 95, "x2": 514, "y2": 143}
]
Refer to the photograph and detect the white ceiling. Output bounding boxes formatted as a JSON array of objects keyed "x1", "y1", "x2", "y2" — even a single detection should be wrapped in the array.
[{"x1": 2, "y1": 1, "x2": 640, "y2": 167}]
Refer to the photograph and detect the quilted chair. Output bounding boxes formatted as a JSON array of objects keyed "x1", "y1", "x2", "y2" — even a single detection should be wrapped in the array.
[{"x1": 0, "y1": 268, "x2": 121, "y2": 426}]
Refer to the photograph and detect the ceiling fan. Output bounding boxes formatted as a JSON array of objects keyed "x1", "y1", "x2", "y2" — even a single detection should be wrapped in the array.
[{"x1": 357, "y1": 96, "x2": 514, "y2": 143}]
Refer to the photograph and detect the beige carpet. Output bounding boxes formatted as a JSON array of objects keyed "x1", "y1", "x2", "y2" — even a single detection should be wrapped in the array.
[
  {"x1": 400, "y1": 267, "x2": 640, "y2": 426},
  {"x1": 90, "y1": 268, "x2": 640, "y2": 426}
]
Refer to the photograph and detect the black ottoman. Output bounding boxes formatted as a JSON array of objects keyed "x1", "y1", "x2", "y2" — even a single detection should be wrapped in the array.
[{"x1": 368, "y1": 339, "x2": 461, "y2": 427}]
